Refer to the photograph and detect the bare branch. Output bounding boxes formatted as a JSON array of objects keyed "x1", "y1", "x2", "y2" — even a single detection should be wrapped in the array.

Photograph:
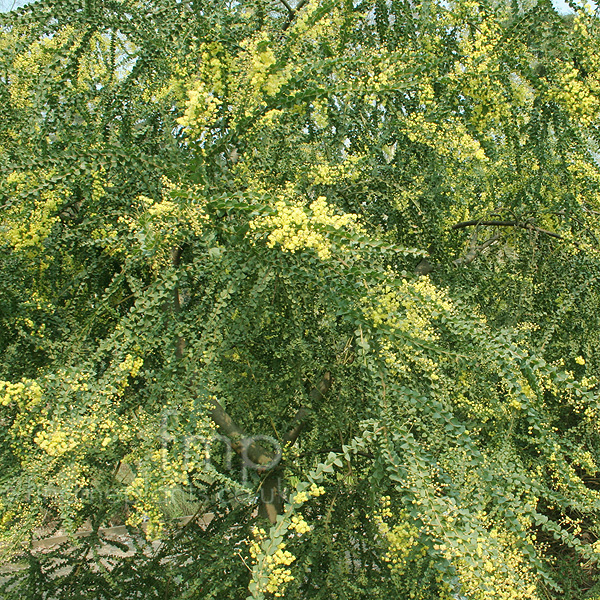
[
  {"x1": 260, "y1": 373, "x2": 331, "y2": 521},
  {"x1": 208, "y1": 398, "x2": 279, "y2": 472},
  {"x1": 282, "y1": 373, "x2": 331, "y2": 446},
  {"x1": 452, "y1": 220, "x2": 563, "y2": 239},
  {"x1": 415, "y1": 258, "x2": 433, "y2": 276},
  {"x1": 309, "y1": 371, "x2": 332, "y2": 404},
  {"x1": 277, "y1": 0, "x2": 294, "y2": 13},
  {"x1": 171, "y1": 246, "x2": 185, "y2": 358},
  {"x1": 454, "y1": 233, "x2": 500, "y2": 266},
  {"x1": 282, "y1": 0, "x2": 310, "y2": 30},
  {"x1": 284, "y1": 407, "x2": 311, "y2": 445}
]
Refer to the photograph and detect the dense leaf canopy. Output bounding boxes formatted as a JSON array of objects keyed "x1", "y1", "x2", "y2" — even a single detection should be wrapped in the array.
[{"x1": 2, "y1": 1, "x2": 600, "y2": 598}]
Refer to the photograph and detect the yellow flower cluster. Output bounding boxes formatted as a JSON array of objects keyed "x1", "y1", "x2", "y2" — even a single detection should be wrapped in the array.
[
  {"x1": 362, "y1": 278, "x2": 458, "y2": 381},
  {"x1": 250, "y1": 196, "x2": 358, "y2": 260},
  {"x1": 131, "y1": 192, "x2": 208, "y2": 269},
  {"x1": 509, "y1": 73, "x2": 535, "y2": 115},
  {"x1": 422, "y1": 504, "x2": 541, "y2": 600},
  {"x1": 292, "y1": 483, "x2": 325, "y2": 506},
  {"x1": 249, "y1": 527, "x2": 296, "y2": 598},
  {"x1": 176, "y1": 42, "x2": 231, "y2": 136},
  {"x1": 550, "y1": 66, "x2": 599, "y2": 127},
  {"x1": 289, "y1": 1, "x2": 343, "y2": 48},
  {"x1": 33, "y1": 405, "x2": 130, "y2": 457},
  {"x1": 405, "y1": 114, "x2": 488, "y2": 162},
  {"x1": 118, "y1": 354, "x2": 144, "y2": 379},
  {"x1": 248, "y1": 44, "x2": 286, "y2": 98},
  {"x1": 292, "y1": 491, "x2": 309, "y2": 505},
  {"x1": 0, "y1": 379, "x2": 43, "y2": 408},
  {"x1": 23, "y1": 366, "x2": 141, "y2": 460},
  {"x1": 8, "y1": 26, "x2": 76, "y2": 109},
  {"x1": 373, "y1": 498, "x2": 424, "y2": 575},
  {"x1": 443, "y1": 534, "x2": 539, "y2": 600},
  {"x1": 311, "y1": 99, "x2": 329, "y2": 129},
  {"x1": 34, "y1": 427, "x2": 78, "y2": 457},
  {"x1": 1, "y1": 171, "x2": 64, "y2": 254},
  {"x1": 200, "y1": 42, "x2": 228, "y2": 96},
  {"x1": 177, "y1": 81, "x2": 220, "y2": 134},
  {"x1": 444, "y1": 16, "x2": 513, "y2": 128},
  {"x1": 364, "y1": 288, "x2": 402, "y2": 329},
  {"x1": 364, "y1": 278, "x2": 453, "y2": 339},
  {"x1": 90, "y1": 171, "x2": 105, "y2": 204},
  {"x1": 309, "y1": 482, "x2": 325, "y2": 497},
  {"x1": 591, "y1": 538, "x2": 600, "y2": 561},
  {"x1": 290, "y1": 515, "x2": 310, "y2": 534},
  {"x1": 308, "y1": 153, "x2": 363, "y2": 185},
  {"x1": 265, "y1": 561, "x2": 295, "y2": 596}
]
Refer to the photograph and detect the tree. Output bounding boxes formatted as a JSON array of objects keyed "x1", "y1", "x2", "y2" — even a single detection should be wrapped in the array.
[{"x1": 2, "y1": 1, "x2": 600, "y2": 598}]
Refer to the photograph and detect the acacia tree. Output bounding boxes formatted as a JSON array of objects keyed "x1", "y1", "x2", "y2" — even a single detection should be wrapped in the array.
[{"x1": 2, "y1": 1, "x2": 600, "y2": 598}]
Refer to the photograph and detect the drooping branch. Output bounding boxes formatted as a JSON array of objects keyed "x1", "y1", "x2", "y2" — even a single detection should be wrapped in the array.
[
  {"x1": 171, "y1": 246, "x2": 186, "y2": 359},
  {"x1": 301, "y1": 448, "x2": 375, "y2": 460},
  {"x1": 200, "y1": 394, "x2": 282, "y2": 523},
  {"x1": 194, "y1": 369, "x2": 332, "y2": 522},
  {"x1": 171, "y1": 246, "x2": 183, "y2": 310},
  {"x1": 170, "y1": 245, "x2": 279, "y2": 473},
  {"x1": 169, "y1": 243, "x2": 332, "y2": 521},
  {"x1": 255, "y1": 405, "x2": 312, "y2": 522}
]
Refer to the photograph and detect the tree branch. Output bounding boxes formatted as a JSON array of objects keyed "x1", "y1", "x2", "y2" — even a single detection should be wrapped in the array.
[
  {"x1": 454, "y1": 232, "x2": 500, "y2": 266},
  {"x1": 258, "y1": 372, "x2": 331, "y2": 522},
  {"x1": 309, "y1": 371, "x2": 332, "y2": 403},
  {"x1": 205, "y1": 396, "x2": 283, "y2": 523},
  {"x1": 171, "y1": 247, "x2": 281, "y2": 515},
  {"x1": 277, "y1": 0, "x2": 294, "y2": 13},
  {"x1": 208, "y1": 398, "x2": 280, "y2": 472},
  {"x1": 172, "y1": 240, "x2": 331, "y2": 522},
  {"x1": 300, "y1": 448, "x2": 375, "y2": 460},
  {"x1": 452, "y1": 220, "x2": 563, "y2": 239},
  {"x1": 282, "y1": 0, "x2": 310, "y2": 30},
  {"x1": 284, "y1": 407, "x2": 311, "y2": 445},
  {"x1": 171, "y1": 246, "x2": 185, "y2": 359},
  {"x1": 281, "y1": 373, "x2": 332, "y2": 446}
]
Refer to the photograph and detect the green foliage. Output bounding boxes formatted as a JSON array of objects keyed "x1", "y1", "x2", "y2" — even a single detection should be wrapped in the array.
[{"x1": 3, "y1": 0, "x2": 600, "y2": 599}]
